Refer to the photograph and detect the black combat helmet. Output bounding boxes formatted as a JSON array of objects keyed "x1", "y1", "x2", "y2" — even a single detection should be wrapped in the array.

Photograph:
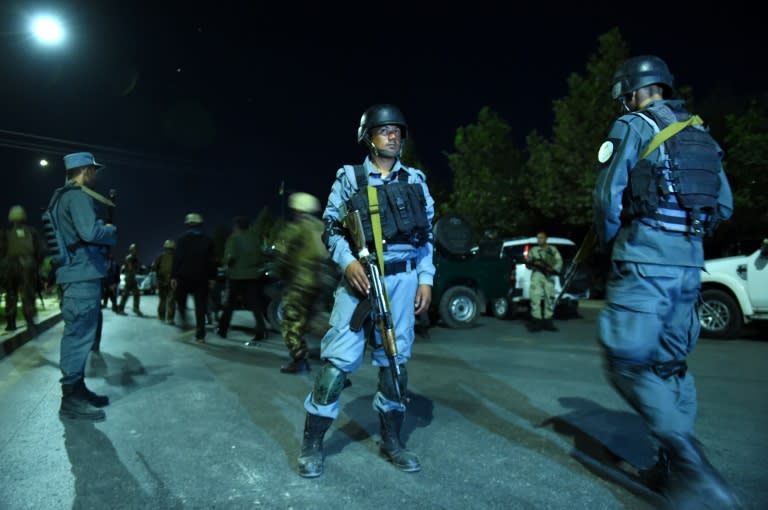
[
  {"x1": 357, "y1": 104, "x2": 408, "y2": 144},
  {"x1": 611, "y1": 55, "x2": 674, "y2": 100}
]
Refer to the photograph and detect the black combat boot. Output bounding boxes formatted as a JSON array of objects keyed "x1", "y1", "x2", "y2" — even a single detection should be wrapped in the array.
[
  {"x1": 527, "y1": 318, "x2": 542, "y2": 332},
  {"x1": 639, "y1": 447, "x2": 671, "y2": 491},
  {"x1": 281, "y1": 358, "x2": 310, "y2": 374},
  {"x1": 379, "y1": 410, "x2": 421, "y2": 472},
  {"x1": 660, "y1": 434, "x2": 742, "y2": 509},
  {"x1": 75, "y1": 379, "x2": 110, "y2": 407},
  {"x1": 59, "y1": 383, "x2": 106, "y2": 421},
  {"x1": 5, "y1": 316, "x2": 17, "y2": 332},
  {"x1": 297, "y1": 413, "x2": 333, "y2": 478},
  {"x1": 542, "y1": 319, "x2": 559, "y2": 332}
]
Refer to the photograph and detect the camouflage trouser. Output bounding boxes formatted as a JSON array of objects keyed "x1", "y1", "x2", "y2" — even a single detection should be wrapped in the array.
[
  {"x1": 118, "y1": 277, "x2": 140, "y2": 312},
  {"x1": 4, "y1": 257, "x2": 38, "y2": 323},
  {"x1": 157, "y1": 282, "x2": 175, "y2": 321},
  {"x1": 281, "y1": 282, "x2": 319, "y2": 361},
  {"x1": 529, "y1": 271, "x2": 556, "y2": 319}
]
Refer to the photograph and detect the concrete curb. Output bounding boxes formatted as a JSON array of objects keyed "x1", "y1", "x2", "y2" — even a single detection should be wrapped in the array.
[{"x1": 0, "y1": 306, "x2": 62, "y2": 361}]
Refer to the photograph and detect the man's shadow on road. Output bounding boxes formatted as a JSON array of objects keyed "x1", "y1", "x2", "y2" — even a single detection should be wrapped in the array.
[
  {"x1": 540, "y1": 396, "x2": 665, "y2": 504},
  {"x1": 62, "y1": 419, "x2": 183, "y2": 509}
]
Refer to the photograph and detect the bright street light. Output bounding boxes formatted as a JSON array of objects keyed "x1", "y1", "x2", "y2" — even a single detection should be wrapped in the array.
[
  {"x1": 39, "y1": 159, "x2": 49, "y2": 167},
  {"x1": 30, "y1": 15, "x2": 65, "y2": 46}
]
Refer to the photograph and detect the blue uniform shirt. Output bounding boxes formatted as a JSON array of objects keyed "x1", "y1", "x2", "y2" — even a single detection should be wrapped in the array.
[
  {"x1": 54, "y1": 186, "x2": 118, "y2": 284},
  {"x1": 323, "y1": 157, "x2": 436, "y2": 285},
  {"x1": 592, "y1": 99, "x2": 733, "y2": 268}
]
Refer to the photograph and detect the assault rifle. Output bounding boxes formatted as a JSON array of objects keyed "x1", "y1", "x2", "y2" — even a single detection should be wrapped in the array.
[
  {"x1": 554, "y1": 226, "x2": 597, "y2": 307},
  {"x1": 344, "y1": 209, "x2": 403, "y2": 403},
  {"x1": 525, "y1": 259, "x2": 558, "y2": 277}
]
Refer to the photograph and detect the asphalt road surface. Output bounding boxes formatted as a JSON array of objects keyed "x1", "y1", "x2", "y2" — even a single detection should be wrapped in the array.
[{"x1": 1, "y1": 297, "x2": 766, "y2": 509}]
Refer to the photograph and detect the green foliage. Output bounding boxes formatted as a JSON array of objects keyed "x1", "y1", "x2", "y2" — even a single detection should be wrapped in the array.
[
  {"x1": 443, "y1": 107, "x2": 524, "y2": 234},
  {"x1": 722, "y1": 96, "x2": 768, "y2": 231},
  {"x1": 522, "y1": 28, "x2": 629, "y2": 229}
]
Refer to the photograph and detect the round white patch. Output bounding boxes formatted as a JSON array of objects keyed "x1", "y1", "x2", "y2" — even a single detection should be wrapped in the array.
[{"x1": 597, "y1": 140, "x2": 614, "y2": 163}]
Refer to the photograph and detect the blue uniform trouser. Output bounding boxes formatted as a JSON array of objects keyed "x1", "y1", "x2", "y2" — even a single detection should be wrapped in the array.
[
  {"x1": 304, "y1": 268, "x2": 418, "y2": 419},
  {"x1": 598, "y1": 261, "x2": 701, "y2": 444},
  {"x1": 59, "y1": 280, "x2": 102, "y2": 385}
]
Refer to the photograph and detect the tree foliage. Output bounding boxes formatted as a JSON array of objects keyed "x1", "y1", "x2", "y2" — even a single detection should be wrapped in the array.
[
  {"x1": 443, "y1": 106, "x2": 524, "y2": 234},
  {"x1": 522, "y1": 28, "x2": 629, "y2": 231},
  {"x1": 721, "y1": 96, "x2": 768, "y2": 230}
]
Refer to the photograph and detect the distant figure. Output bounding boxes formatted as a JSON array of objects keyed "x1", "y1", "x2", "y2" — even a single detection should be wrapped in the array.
[
  {"x1": 117, "y1": 243, "x2": 142, "y2": 316},
  {"x1": 593, "y1": 55, "x2": 739, "y2": 508},
  {"x1": 273, "y1": 192, "x2": 328, "y2": 374},
  {"x1": 525, "y1": 231, "x2": 562, "y2": 332},
  {"x1": 171, "y1": 213, "x2": 216, "y2": 343},
  {"x1": 48, "y1": 152, "x2": 116, "y2": 421},
  {"x1": 101, "y1": 253, "x2": 120, "y2": 311},
  {"x1": 152, "y1": 239, "x2": 176, "y2": 323},
  {"x1": 1, "y1": 205, "x2": 44, "y2": 334},
  {"x1": 216, "y1": 216, "x2": 268, "y2": 344}
]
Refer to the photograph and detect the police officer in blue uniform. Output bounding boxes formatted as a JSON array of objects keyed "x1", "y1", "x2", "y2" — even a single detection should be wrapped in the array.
[
  {"x1": 296, "y1": 104, "x2": 436, "y2": 478},
  {"x1": 593, "y1": 56, "x2": 740, "y2": 509},
  {"x1": 49, "y1": 152, "x2": 117, "y2": 421}
]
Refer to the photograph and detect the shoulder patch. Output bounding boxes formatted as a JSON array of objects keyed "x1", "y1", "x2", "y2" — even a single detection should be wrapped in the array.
[{"x1": 597, "y1": 140, "x2": 614, "y2": 163}]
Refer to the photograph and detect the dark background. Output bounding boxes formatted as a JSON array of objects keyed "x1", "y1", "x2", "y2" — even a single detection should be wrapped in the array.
[{"x1": 1, "y1": 3, "x2": 764, "y2": 263}]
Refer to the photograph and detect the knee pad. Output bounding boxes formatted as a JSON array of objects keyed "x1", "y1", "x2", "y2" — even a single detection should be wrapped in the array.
[
  {"x1": 312, "y1": 362, "x2": 348, "y2": 406},
  {"x1": 378, "y1": 364, "x2": 408, "y2": 401}
]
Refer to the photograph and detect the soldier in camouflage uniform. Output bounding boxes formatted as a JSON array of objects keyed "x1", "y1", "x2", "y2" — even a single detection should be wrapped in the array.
[
  {"x1": 526, "y1": 231, "x2": 563, "y2": 332},
  {"x1": 1, "y1": 205, "x2": 44, "y2": 333},
  {"x1": 152, "y1": 239, "x2": 176, "y2": 323},
  {"x1": 275, "y1": 192, "x2": 329, "y2": 374},
  {"x1": 117, "y1": 243, "x2": 142, "y2": 316}
]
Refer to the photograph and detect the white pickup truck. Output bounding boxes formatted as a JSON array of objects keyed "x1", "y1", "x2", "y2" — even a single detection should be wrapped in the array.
[{"x1": 699, "y1": 240, "x2": 768, "y2": 338}]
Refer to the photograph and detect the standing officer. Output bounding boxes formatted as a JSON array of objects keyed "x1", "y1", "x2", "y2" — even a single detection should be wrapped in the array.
[
  {"x1": 216, "y1": 216, "x2": 268, "y2": 343},
  {"x1": 1, "y1": 205, "x2": 44, "y2": 334},
  {"x1": 48, "y1": 152, "x2": 117, "y2": 421},
  {"x1": 526, "y1": 231, "x2": 563, "y2": 332},
  {"x1": 117, "y1": 243, "x2": 142, "y2": 316},
  {"x1": 171, "y1": 213, "x2": 216, "y2": 343},
  {"x1": 152, "y1": 239, "x2": 176, "y2": 323},
  {"x1": 274, "y1": 192, "x2": 329, "y2": 374},
  {"x1": 593, "y1": 55, "x2": 739, "y2": 508},
  {"x1": 296, "y1": 104, "x2": 435, "y2": 478},
  {"x1": 101, "y1": 253, "x2": 120, "y2": 311}
]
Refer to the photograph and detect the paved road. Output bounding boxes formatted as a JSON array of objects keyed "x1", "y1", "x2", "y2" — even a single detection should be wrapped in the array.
[{"x1": 1, "y1": 297, "x2": 766, "y2": 509}]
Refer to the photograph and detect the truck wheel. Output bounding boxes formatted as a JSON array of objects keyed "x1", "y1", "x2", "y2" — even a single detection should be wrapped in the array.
[
  {"x1": 492, "y1": 297, "x2": 509, "y2": 319},
  {"x1": 439, "y1": 285, "x2": 479, "y2": 328},
  {"x1": 266, "y1": 297, "x2": 285, "y2": 332},
  {"x1": 699, "y1": 288, "x2": 742, "y2": 339}
]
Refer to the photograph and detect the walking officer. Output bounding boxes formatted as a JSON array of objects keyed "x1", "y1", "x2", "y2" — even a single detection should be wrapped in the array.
[
  {"x1": 526, "y1": 231, "x2": 563, "y2": 332},
  {"x1": 117, "y1": 243, "x2": 142, "y2": 316},
  {"x1": 592, "y1": 55, "x2": 740, "y2": 508},
  {"x1": 152, "y1": 239, "x2": 176, "y2": 323},
  {"x1": 274, "y1": 192, "x2": 329, "y2": 374}
]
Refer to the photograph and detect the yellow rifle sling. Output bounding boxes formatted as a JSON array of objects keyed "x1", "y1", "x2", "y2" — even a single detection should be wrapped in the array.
[
  {"x1": 641, "y1": 115, "x2": 703, "y2": 159},
  {"x1": 367, "y1": 185, "x2": 392, "y2": 305}
]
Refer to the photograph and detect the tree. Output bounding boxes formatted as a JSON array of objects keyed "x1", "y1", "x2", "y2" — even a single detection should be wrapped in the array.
[
  {"x1": 721, "y1": 96, "x2": 768, "y2": 233},
  {"x1": 522, "y1": 28, "x2": 629, "y2": 233},
  {"x1": 443, "y1": 106, "x2": 524, "y2": 233}
]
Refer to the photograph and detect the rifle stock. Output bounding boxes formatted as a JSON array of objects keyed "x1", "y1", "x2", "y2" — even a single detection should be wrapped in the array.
[{"x1": 343, "y1": 209, "x2": 403, "y2": 403}]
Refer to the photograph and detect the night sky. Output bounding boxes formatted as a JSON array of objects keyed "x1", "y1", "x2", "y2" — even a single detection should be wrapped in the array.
[{"x1": 1, "y1": 3, "x2": 764, "y2": 263}]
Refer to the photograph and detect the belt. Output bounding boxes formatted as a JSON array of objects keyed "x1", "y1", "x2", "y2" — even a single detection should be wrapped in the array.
[{"x1": 383, "y1": 259, "x2": 416, "y2": 275}]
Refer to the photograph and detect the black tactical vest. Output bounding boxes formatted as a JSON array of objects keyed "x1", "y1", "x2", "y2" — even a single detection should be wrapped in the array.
[
  {"x1": 629, "y1": 104, "x2": 722, "y2": 236},
  {"x1": 345, "y1": 165, "x2": 430, "y2": 247}
]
